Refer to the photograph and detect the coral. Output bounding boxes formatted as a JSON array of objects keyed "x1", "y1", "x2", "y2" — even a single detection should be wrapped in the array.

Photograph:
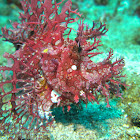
[{"x1": 0, "y1": 0, "x2": 126, "y2": 138}]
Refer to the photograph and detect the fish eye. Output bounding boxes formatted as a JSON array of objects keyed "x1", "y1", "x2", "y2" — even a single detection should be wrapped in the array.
[{"x1": 71, "y1": 65, "x2": 77, "y2": 70}]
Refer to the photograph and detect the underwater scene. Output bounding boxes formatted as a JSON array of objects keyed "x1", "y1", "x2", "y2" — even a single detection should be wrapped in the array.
[{"x1": 0, "y1": 0, "x2": 140, "y2": 139}]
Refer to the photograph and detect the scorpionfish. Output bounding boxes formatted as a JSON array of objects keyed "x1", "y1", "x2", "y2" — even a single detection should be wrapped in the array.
[{"x1": 0, "y1": 0, "x2": 126, "y2": 135}]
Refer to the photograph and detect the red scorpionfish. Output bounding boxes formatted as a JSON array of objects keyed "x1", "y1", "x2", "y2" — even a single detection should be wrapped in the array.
[{"x1": 0, "y1": 0, "x2": 126, "y2": 134}]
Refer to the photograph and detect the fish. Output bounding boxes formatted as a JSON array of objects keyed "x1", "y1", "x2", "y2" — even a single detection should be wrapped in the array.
[{"x1": 0, "y1": 0, "x2": 126, "y2": 138}]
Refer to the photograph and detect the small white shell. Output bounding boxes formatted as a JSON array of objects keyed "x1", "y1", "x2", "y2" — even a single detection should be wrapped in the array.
[{"x1": 51, "y1": 90, "x2": 60, "y2": 103}]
